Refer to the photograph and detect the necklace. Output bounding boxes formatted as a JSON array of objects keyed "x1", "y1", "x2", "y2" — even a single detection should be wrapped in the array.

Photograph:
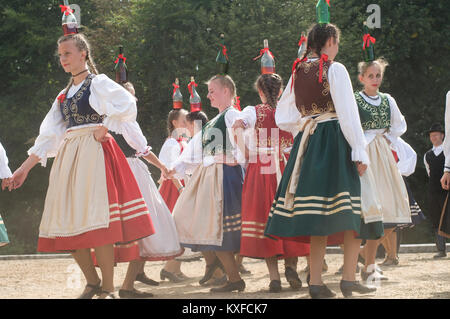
[
  {"x1": 362, "y1": 91, "x2": 380, "y2": 101},
  {"x1": 72, "y1": 69, "x2": 89, "y2": 78}
]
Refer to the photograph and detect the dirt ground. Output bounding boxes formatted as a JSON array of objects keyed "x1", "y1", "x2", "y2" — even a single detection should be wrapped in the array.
[{"x1": 0, "y1": 252, "x2": 449, "y2": 299}]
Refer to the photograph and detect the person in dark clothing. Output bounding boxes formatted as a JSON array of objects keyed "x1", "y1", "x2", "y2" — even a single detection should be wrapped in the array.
[{"x1": 424, "y1": 123, "x2": 447, "y2": 258}]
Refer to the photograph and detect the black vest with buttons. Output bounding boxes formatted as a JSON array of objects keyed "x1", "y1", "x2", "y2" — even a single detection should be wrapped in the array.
[{"x1": 425, "y1": 148, "x2": 445, "y2": 192}]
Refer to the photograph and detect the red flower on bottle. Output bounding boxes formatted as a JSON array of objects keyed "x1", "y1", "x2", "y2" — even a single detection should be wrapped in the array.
[{"x1": 59, "y1": 5, "x2": 73, "y2": 16}]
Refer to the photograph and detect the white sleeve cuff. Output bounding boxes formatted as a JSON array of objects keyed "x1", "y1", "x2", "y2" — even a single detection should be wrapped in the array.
[{"x1": 351, "y1": 148, "x2": 370, "y2": 166}]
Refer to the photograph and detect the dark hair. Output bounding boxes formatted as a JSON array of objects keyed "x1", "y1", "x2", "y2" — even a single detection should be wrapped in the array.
[
  {"x1": 300, "y1": 23, "x2": 341, "y2": 61},
  {"x1": 186, "y1": 111, "x2": 209, "y2": 127},
  {"x1": 167, "y1": 109, "x2": 188, "y2": 137},
  {"x1": 255, "y1": 73, "x2": 283, "y2": 108}
]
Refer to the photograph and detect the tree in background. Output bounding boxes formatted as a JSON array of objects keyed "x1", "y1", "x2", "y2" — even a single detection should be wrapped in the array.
[{"x1": 0, "y1": 0, "x2": 448, "y2": 253}]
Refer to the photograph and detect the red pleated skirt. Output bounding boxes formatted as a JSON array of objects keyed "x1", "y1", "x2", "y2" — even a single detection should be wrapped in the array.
[
  {"x1": 38, "y1": 136, "x2": 155, "y2": 259},
  {"x1": 159, "y1": 179, "x2": 184, "y2": 213},
  {"x1": 240, "y1": 160, "x2": 310, "y2": 258}
]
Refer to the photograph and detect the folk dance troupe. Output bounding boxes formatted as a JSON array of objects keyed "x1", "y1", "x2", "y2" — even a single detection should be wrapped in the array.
[{"x1": 1, "y1": 1, "x2": 448, "y2": 299}]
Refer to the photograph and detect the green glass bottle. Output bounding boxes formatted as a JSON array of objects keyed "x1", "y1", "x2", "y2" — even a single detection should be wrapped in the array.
[
  {"x1": 297, "y1": 31, "x2": 307, "y2": 58},
  {"x1": 363, "y1": 22, "x2": 375, "y2": 62},
  {"x1": 216, "y1": 34, "x2": 229, "y2": 75},
  {"x1": 61, "y1": 0, "x2": 78, "y2": 35},
  {"x1": 114, "y1": 46, "x2": 128, "y2": 83},
  {"x1": 316, "y1": 0, "x2": 330, "y2": 25}
]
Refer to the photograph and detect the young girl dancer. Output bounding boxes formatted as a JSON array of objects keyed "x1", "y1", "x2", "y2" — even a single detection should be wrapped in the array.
[
  {"x1": 264, "y1": 23, "x2": 376, "y2": 298},
  {"x1": 8, "y1": 33, "x2": 154, "y2": 299},
  {"x1": 355, "y1": 58, "x2": 411, "y2": 281},
  {"x1": 232, "y1": 73, "x2": 310, "y2": 292},
  {"x1": 169, "y1": 74, "x2": 246, "y2": 293}
]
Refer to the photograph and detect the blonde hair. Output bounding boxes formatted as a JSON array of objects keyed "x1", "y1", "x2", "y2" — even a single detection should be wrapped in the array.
[
  {"x1": 57, "y1": 34, "x2": 99, "y2": 106},
  {"x1": 206, "y1": 74, "x2": 237, "y2": 101},
  {"x1": 358, "y1": 57, "x2": 389, "y2": 76}
]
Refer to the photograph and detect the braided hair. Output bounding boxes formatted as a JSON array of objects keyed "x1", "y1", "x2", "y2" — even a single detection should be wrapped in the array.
[
  {"x1": 255, "y1": 73, "x2": 283, "y2": 108},
  {"x1": 299, "y1": 23, "x2": 341, "y2": 62}
]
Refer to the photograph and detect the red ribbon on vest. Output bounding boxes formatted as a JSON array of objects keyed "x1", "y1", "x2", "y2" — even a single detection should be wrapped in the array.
[
  {"x1": 326, "y1": 0, "x2": 331, "y2": 6},
  {"x1": 363, "y1": 33, "x2": 376, "y2": 50},
  {"x1": 298, "y1": 35, "x2": 307, "y2": 47},
  {"x1": 59, "y1": 5, "x2": 73, "y2": 16},
  {"x1": 220, "y1": 45, "x2": 229, "y2": 60},
  {"x1": 290, "y1": 57, "x2": 308, "y2": 92},
  {"x1": 253, "y1": 48, "x2": 275, "y2": 61},
  {"x1": 234, "y1": 96, "x2": 241, "y2": 111},
  {"x1": 172, "y1": 83, "x2": 180, "y2": 95},
  {"x1": 188, "y1": 81, "x2": 198, "y2": 98},
  {"x1": 318, "y1": 54, "x2": 328, "y2": 83},
  {"x1": 57, "y1": 93, "x2": 66, "y2": 103},
  {"x1": 114, "y1": 54, "x2": 127, "y2": 64}
]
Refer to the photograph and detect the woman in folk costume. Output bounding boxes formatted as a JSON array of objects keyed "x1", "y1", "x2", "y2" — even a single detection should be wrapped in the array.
[
  {"x1": 232, "y1": 41, "x2": 310, "y2": 293},
  {"x1": 379, "y1": 137, "x2": 425, "y2": 266},
  {"x1": 439, "y1": 91, "x2": 450, "y2": 238},
  {"x1": 8, "y1": 6, "x2": 154, "y2": 299},
  {"x1": 355, "y1": 24, "x2": 411, "y2": 282},
  {"x1": 104, "y1": 52, "x2": 183, "y2": 298},
  {"x1": 169, "y1": 49, "x2": 246, "y2": 292},
  {"x1": 158, "y1": 78, "x2": 202, "y2": 283},
  {"x1": 264, "y1": 2, "x2": 378, "y2": 298},
  {"x1": 0, "y1": 140, "x2": 13, "y2": 247}
]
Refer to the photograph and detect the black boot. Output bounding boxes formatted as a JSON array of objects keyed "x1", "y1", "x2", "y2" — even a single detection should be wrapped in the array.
[
  {"x1": 285, "y1": 267, "x2": 302, "y2": 290},
  {"x1": 340, "y1": 280, "x2": 376, "y2": 298}
]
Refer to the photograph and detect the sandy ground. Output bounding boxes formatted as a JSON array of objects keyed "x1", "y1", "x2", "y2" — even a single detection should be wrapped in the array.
[{"x1": 0, "y1": 252, "x2": 449, "y2": 299}]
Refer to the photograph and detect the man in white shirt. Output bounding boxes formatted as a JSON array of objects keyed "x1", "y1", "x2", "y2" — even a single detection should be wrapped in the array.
[{"x1": 424, "y1": 123, "x2": 447, "y2": 258}]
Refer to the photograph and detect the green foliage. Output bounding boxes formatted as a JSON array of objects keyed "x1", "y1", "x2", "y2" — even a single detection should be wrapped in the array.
[{"x1": 0, "y1": 0, "x2": 448, "y2": 253}]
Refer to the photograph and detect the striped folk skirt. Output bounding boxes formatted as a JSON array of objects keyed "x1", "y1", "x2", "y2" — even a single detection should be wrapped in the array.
[
  {"x1": 264, "y1": 120, "x2": 363, "y2": 245},
  {"x1": 173, "y1": 163, "x2": 243, "y2": 252},
  {"x1": 37, "y1": 127, "x2": 155, "y2": 255}
]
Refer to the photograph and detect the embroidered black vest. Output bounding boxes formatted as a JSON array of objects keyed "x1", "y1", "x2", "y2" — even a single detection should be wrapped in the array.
[{"x1": 59, "y1": 74, "x2": 105, "y2": 129}]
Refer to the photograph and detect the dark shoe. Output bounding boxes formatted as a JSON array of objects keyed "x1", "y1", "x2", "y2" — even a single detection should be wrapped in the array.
[
  {"x1": 238, "y1": 263, "x2": 251, "y2": 276},
  {"x1": 269, "y1": 280, "x2": 282, "y2": 293},
  {"x1": 206, "y1": 275, "x2": 228, "y2": 287},
  {"x1": 433, "y1": 251, "x2": 447, "y2": 259},
  {"x1": 285, "y1": 267, "x2": 302, "y2": 290},
  {"x1": 119, "y1": 288, "x2": 154, "y2": 299},
  {"x1": 77, "y1": 281, "x2": 101, "y2": 299},
  {"x1": 340, "y1": 280, "x2": 377, "y2": 298},
  {"x1": 309, "y1": 284, "x2": 336, "y2": 299},
  {"x1": 160, "y1": 269, "x2": 183, "y2": 283},
  {"x1": 199, "y1": 257, "x2": 224, "y2": 285},
  {"x1": 135, "y1": 272, "x2": 159, "y2": 286},
  {"x1": 210, "y1": 280, "x2": 245, "y2": 293},
  {"x1": 380, "y1": 257, "x2": 399, "y2": 266}
]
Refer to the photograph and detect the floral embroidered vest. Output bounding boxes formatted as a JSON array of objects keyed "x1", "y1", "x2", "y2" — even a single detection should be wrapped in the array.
[{"x1": 355, "y1": 92, "x2": 391, "y2": 130}]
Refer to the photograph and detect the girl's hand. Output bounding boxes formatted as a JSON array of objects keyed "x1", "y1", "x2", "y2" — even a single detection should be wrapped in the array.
[
  {"x1": 160, "y1": 165, "x2": 170, "y2": 179},
  {"x1": 356, "y1": 162, "x2": 367, "y2": 177},
  {"x1": 1, "y1": 178, "x2": 10, "y2": 191},
  {"x1": 441, "y1": 172, "x2": 450, "y2": 190},
  {"x1": 232, "y1": 119, "x2": 246, "y2": 130},
  {"x1": 94, "y1": 126, "x2": 110, "y2": 142},
  {"x1": 8, "y1": 167, "x2": 29, "y2": 191}
]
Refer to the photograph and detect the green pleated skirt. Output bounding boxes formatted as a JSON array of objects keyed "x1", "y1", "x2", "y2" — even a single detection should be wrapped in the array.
[{"x1": 264, "y1": 120, "x2": 383, "y2": 242}]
